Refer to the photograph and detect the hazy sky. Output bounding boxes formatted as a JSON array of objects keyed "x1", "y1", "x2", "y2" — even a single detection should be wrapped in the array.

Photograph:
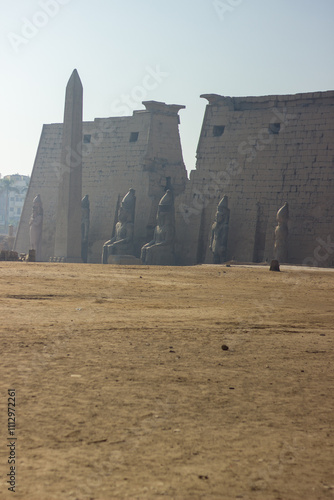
[{"x1": 1, "y1": 0, "x2": 334, "y2": 177}]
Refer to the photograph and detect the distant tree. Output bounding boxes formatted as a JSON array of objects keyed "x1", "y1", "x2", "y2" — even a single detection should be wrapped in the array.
[{"x1": 0, "y1": 177, "x2": 20, "y2": 233}]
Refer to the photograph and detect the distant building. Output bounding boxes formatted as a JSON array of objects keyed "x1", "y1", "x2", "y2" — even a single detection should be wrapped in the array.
[{"x1": 0, "y1": 174, "x2": 30, "y2": 234}]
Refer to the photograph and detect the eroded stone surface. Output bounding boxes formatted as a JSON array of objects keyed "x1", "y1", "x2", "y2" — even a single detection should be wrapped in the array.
[
  {"x1": 175, "y1": 91, "x2": 334, "y2": 266},
  {"x1": 210, "y1": 195, "x2": 230, "y2": 264},
  {"x1": 102, "y1": 189, "x2": 136, "y2": 264},
  {"x1": 141, "y1": 189, "x2": 175, "y2": 265}
]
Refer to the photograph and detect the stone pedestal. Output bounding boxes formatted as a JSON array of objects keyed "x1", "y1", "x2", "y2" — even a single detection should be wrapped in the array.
[{"x1": 107, "y1": 255, "x2": 142, "y2": 265}]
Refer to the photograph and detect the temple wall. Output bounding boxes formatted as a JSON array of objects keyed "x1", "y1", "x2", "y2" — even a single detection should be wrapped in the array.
[
  {"x1": 14, "y1": 124, "x2": 63, "y2": 261},
  {"x1": 15, "y1": 103, "x2": 187, "y2": 262},
  {"x1": 175, "y1": 91, "x2": 334, "y2": 266},
  {"x1": 15, "y1": 91, "x2": 334, "y2": 267}
]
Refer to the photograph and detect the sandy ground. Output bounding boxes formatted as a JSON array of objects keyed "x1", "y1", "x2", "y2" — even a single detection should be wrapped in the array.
[{"x1": 0, "y1": 262, "x2": 333, "y2": 500}]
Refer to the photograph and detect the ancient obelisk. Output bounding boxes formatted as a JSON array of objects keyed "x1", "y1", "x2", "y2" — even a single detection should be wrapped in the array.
[{"x1": 54, "y1": 69, "x2": 83, "y2": 262}]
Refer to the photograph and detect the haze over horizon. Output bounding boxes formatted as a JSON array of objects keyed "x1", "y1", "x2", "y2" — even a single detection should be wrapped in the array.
[{"x1": 1, "y1": 0, "x2": 334, "y2": 178}]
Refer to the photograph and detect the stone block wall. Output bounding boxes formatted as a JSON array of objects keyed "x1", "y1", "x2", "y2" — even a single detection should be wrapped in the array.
[
  {"x1": 175, "y1": 91, "x2": 334, "y2": 266},
  {"x1": 15, "y1": 90, "x2": 334, "y2": 266},
  {"x1": 15, "y1": 102, "x2": 187, "y2": 262}
]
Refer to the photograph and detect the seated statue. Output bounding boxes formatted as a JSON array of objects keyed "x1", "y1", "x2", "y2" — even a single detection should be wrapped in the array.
[
  {"x1": 209, "y1": 195, "x2": 230, "y2": 264},
  {"x1": 141, "y1": 189, "x2": 175, "y2": 265},
  {"x1": 102, "y1": 189, "x2": 136, "y2": 264}
]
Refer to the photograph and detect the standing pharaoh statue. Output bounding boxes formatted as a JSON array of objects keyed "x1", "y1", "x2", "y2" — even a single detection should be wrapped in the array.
[
  {"x1": 29, "y1": 194, "x2": 43, "y2": 261},
  {"x1": 81, "y1": 195, "x2": 90, "y2": 263},
  {"x1": 141, "y1": 189, "x2": 175, "y2": 265},
  {"x1": 102, "y1": 189, "x2": 136, "y2": 264},
  {"x1": 274, "y1": 202, "x2": 289, "y2": 263},
  {"x1": 209, "y1": 195, "x2": 230, "y2": 264}
]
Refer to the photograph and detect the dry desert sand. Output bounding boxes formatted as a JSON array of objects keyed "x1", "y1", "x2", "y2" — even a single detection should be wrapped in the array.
[{"x1": 0, "y1": 262, "x2": 333, "y2": 500}]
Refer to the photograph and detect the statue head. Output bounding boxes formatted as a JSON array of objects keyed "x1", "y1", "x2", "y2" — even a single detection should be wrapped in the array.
[
  {"x1": 81, "y1": 194, "x2": 90, "y2": 209},
  {"x1": 216, "y1": 212, "x2": 224, "y2": 224},
  {"x1": 32, "y1": 194, "x2": 43, "y2": 216},
  {"x1": 218, "y1": 195, "x2": 228, "y2": 211},
  {"x1": 276, "y1": 202, "x2": 289, "y2": 225},
  {"x1": 157, "y1": 210, "x2": 167, "y2": 226},
  {"x1": 33, "y1": 194, "x2": 42, "y2": 206},
  {"x1": 119, "y1": 188, "x2": 136, "y2": 223},
  {"x1": 157, "y1": 189, "x2": 174, "y2": 226},
  {"x1": 215, "y1": 195, "x2": 228, "y2": 222},
  {"x1": 118, "y1": 205, "x2": 130, "y2": 223}
]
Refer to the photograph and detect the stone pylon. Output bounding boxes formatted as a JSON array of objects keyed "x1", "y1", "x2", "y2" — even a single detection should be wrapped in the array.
[{"x1": 54, "y1": 69, "x2": 83, "y2": 262}]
